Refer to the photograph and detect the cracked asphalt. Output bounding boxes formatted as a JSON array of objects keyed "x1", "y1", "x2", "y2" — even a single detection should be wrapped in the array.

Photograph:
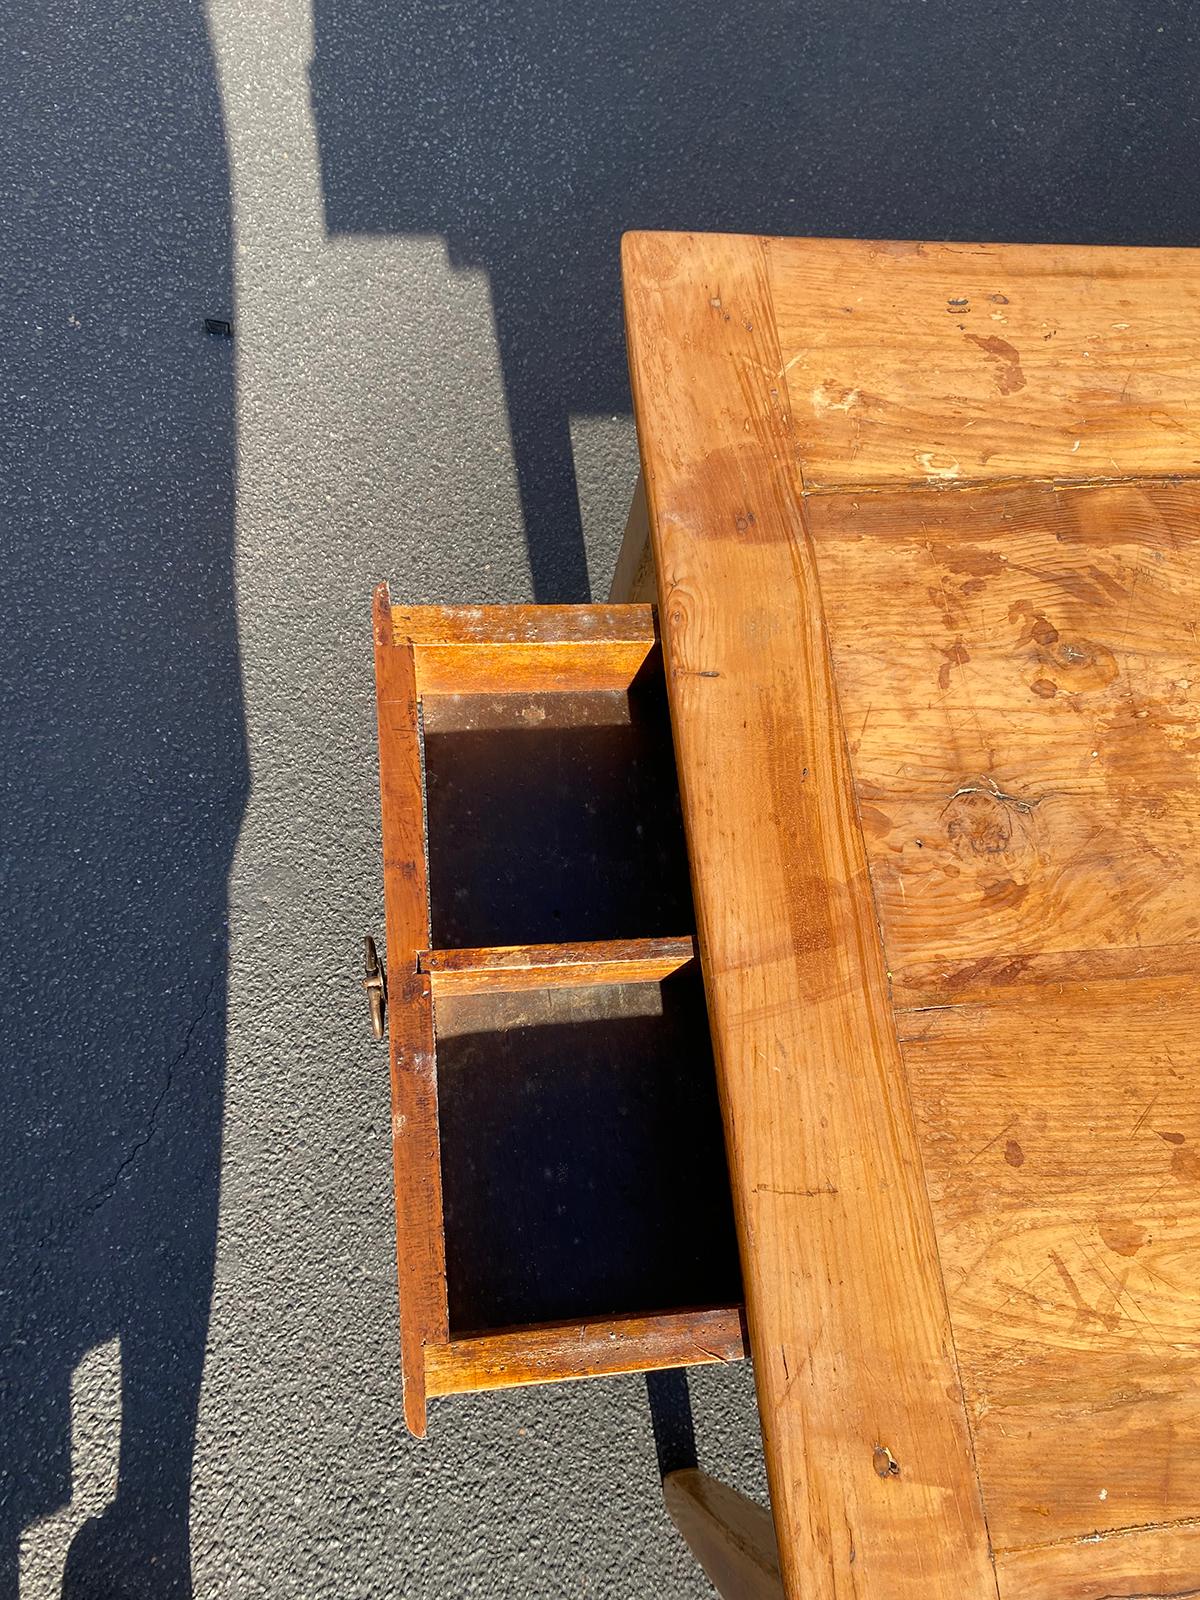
[{"x1": 3, "y1": 0, "x2": 1198, "y2": 1594}]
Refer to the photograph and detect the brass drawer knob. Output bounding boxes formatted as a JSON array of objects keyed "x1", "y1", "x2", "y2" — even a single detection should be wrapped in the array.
[{"x1": 362, "y1": 935, "x2": 386, "y2": 1041}]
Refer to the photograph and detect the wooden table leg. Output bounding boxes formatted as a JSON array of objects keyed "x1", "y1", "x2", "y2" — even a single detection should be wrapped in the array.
[
  {"x1": 663, "y1": 1469, "x2": 783, "y2": 1599},
  {"x1": 607, "y1": 471, "x2": 656, "y2": 602}
]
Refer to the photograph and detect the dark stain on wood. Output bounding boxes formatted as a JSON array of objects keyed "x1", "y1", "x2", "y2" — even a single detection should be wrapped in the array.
[{"x1": 964, "y1": 332, "x2": 1027, "y2": 395}]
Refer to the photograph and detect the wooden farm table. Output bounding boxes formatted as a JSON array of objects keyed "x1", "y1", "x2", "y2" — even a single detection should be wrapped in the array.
[{"x1": 617, "y1": 233, "x2": 1200, "y2": 1600}]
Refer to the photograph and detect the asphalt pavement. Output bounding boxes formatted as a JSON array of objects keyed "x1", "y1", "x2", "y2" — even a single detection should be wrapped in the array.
[{"x1": 3, "y1": 0, "x2": 1198, "y2": 1594}]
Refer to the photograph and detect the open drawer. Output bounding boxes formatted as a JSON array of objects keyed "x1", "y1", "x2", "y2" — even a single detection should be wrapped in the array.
[{"x1": 370, "y1": 584, "x2": 746, "y2": 1436}]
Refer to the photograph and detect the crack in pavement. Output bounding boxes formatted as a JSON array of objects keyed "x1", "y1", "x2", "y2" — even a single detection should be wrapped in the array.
[{"x1": 1, "y1": 965, "x2": 221, "y2": 1340}]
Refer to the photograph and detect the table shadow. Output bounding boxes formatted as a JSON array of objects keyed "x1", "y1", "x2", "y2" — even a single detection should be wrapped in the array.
[{"x1": 310, "y1": 0, "x2": 1200, "y2": 602}]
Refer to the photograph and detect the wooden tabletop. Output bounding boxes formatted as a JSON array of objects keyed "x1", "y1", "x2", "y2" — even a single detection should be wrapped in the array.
[{"x1": 622, "y1": 232, "x2": 1200, "y2": 1600}]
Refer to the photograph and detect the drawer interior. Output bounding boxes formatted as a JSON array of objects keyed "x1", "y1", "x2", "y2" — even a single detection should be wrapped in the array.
[
  {"x1": 436, "y1": 965, "x2": 741, "y2": 1335},
  {"x1": 372, "y1": 591, "x2": 747, "y2": 1435},
  {"x1": 422, "y1": 679, "x2": 694, "y2": 949}
]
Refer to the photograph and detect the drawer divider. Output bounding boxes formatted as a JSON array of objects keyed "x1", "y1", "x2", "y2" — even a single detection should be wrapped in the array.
[
  {"x1": 419, "y1": 936, "x2": 697, "y2": 997},
  {"x1": 393, "y1": 603, "x2": 659, "y2": 696}
]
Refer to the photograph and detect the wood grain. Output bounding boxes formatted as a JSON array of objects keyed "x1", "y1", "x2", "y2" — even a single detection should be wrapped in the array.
[
  {"x1": 623, "y1": 230, "x2": 997, "y2": 1600},
  {"x1": 424, "y1": 1306, "x2": 747, "y2": 1396},
  {"x1": 807, "y1": 482, "x2": 1200, "y2": 994},
  {"x1": 664, "y1": 1469, "x2": 783, "y2": 1600},
  {"x1": 901, "y1": 974, "x2": 1200, "y2": 1552},
  {"x1": 623, "y1": 230, "x2": 1200, "y2": 1597},
  {"x1": 891, "y1": 940, "x2": 1200, "y2": 1013},
  {"x1": 393, "y1": 603, "x2": 657, "y2": 694},
  {"x1": 767, "y1": 236, "x2": 1200, "y2": 492},
  {"x1": 419, "y1": 936, "x2": 696, "y2": 996},
  {"x1": 373, "y1": 582, "x2": 448, "y2": 1439},
  {"x1": 803, "y1": 478, "x2": 1200, "y2": 1554}
]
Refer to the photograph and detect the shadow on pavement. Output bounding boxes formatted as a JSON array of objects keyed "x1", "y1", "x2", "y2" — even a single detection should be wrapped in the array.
[
  {"x1": 3, "y1": 1, "x2": 1199, "y2": 1592},
  {"x1": 0, "y1": 0, "x2": 247, "y2": 1594},
  {"x1": 310, "y1": 0, "x2": 1200, "y2": 602}
]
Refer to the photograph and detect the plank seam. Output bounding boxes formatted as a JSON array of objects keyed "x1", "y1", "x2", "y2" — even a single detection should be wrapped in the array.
[
  {"x1": 995, "y1": 1512, "x2": 1200, "y2": 1558},
  {"x1": 801, "y1": 471, "x2": 1200, "y2": 499}
]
